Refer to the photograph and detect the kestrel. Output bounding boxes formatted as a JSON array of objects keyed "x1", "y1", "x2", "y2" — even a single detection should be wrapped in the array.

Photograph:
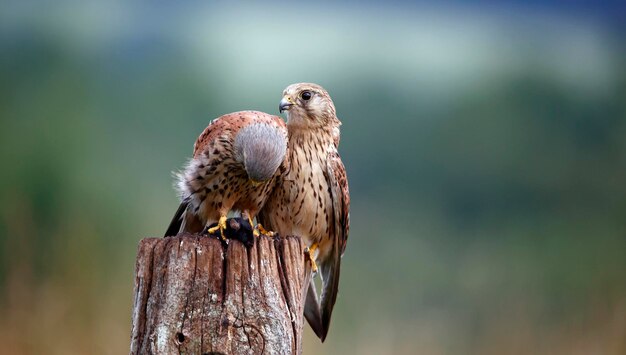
[
  {"x1": 165, "y1": 110, "x2": 288, "y2": 238},
  {"x1": 258, "y1": 83, "x2": 350, "y2": 341}
]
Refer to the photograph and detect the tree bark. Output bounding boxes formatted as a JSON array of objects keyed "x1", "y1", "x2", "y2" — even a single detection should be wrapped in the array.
[{"x1": 130, "y1": 233, "x2": 311, "y2": 355}]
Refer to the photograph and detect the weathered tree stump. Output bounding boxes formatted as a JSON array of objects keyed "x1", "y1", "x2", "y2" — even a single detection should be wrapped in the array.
[{"x1": 130, "y1": 233, "x2": 311, "y2": 354}]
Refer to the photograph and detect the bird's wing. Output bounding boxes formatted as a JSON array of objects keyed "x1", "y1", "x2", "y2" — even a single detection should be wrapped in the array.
[
  {"x1": 327, "y1": 148, "x2": 350, "y2": 255},
  {"x1": 317, "y1": 146, "x2": 350, "y2": 341},
  {"x1": 193, "y1": 111, "x2": 286, "y2": 158}
]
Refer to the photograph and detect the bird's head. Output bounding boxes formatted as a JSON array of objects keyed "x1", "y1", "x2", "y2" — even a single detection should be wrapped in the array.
[{"x1": 279, "y1": 83, "x2": 338, "y2": 129}]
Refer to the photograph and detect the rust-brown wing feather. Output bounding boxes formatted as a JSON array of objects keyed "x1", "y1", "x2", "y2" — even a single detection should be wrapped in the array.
[{"x1": 193, "y1": 111, "x2": 287, "y2": 158}]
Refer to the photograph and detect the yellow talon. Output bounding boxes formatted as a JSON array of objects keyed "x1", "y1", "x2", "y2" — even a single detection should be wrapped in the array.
[
  {"x1": 256, "y1": 224, "x2": 275, "y2": 237},
  {"x1": 305, "y1": 244, "x2": 319, "y2": 273},
  {"x1": 207, "y1": 216, "x2": 227, "y2": 240}
]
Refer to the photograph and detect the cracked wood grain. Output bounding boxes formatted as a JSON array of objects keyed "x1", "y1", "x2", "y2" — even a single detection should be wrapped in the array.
[{"x1": 130, "y1": 234, "x2": 311, "y2": 355}]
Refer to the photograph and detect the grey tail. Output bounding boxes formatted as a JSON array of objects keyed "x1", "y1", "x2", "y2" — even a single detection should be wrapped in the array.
[
  {"x1": 304, "y1": 280, "x2": 324, "y2": 339},
  {"x1": 318, "y1": 250, "x2": 341, "y2": 342},
  {"x1": 165, "y1": 198, "x2": 204, "y2": 237},
  {"x1": 164, "y1": 201, "x2": 188, "y2": 237}
]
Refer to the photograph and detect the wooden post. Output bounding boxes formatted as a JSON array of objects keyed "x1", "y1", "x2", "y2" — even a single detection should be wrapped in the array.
[{"x1": 130, "y1": 232, "x2": 311, "y2": 354}]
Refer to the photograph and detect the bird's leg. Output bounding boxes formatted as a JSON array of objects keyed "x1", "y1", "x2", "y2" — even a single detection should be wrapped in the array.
[
  {"x1": 304, "y1": 244, "x2": 319, "y2": 273},
  {"x1": 207, "y1": 215, "x2": 227, "y2": 240},
  {"x1": 249, "y1": 216, "x2": 260, "y2": 237},
  {"x1": 241, "y1": 210, "x2": 260, "y2": 237}
]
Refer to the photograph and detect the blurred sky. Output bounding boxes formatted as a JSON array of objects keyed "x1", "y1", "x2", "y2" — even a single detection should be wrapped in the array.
[{"x1": 1, "y1": 1, "x2": 625, "y2": 354}]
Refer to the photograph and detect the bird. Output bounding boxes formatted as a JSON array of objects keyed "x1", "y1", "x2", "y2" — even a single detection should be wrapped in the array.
[
  {"x1": 165, "y1": 110, "x2": 289, "y2": 239},
  {"x1": 257, "y1": 83, "x2": 350, "y2": 341}
]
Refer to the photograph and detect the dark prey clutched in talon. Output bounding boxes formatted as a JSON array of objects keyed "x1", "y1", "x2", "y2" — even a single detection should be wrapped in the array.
[{"x1": 201, "y1": 216, "x2": 255, "y2": 248}]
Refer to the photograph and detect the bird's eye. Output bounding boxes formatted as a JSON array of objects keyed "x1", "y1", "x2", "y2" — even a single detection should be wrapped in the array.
[{"x1": 301, "y1": 91, "x2": 312, "y2": 101}]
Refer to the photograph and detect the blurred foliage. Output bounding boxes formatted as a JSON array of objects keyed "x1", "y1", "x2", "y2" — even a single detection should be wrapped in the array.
[{"x1": 1, "y1": 2, "x2": 625, "y2": 354}]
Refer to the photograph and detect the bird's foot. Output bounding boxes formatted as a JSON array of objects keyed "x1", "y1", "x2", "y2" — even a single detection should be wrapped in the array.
[
  {"x1": 207, "y1": 216, "x2": 228, "y2": 240},
  {"x1": 304, "y1": 244, "x2": 319, "y2": 273},
  {"x1": 255, "y1": 223, "x2": 275, "y2": 237}
]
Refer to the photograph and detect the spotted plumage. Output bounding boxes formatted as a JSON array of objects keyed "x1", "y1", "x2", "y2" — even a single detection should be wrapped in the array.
[
  {"x1": 258, "y1": 83, "x2": 350, "y2": 342},
  {"x1": 165, "y1": 110, "x2": 288, "y2": 237}
]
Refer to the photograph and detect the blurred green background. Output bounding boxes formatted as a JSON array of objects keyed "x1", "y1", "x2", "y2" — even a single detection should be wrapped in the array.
[{"x1": 1, "y1": 1, "x2": 625, "y2": 354}]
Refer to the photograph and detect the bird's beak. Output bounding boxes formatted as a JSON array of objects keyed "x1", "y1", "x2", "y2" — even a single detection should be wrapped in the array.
[{"x1": 279, "y1": 96, "x2": 294, "y2": 113}]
